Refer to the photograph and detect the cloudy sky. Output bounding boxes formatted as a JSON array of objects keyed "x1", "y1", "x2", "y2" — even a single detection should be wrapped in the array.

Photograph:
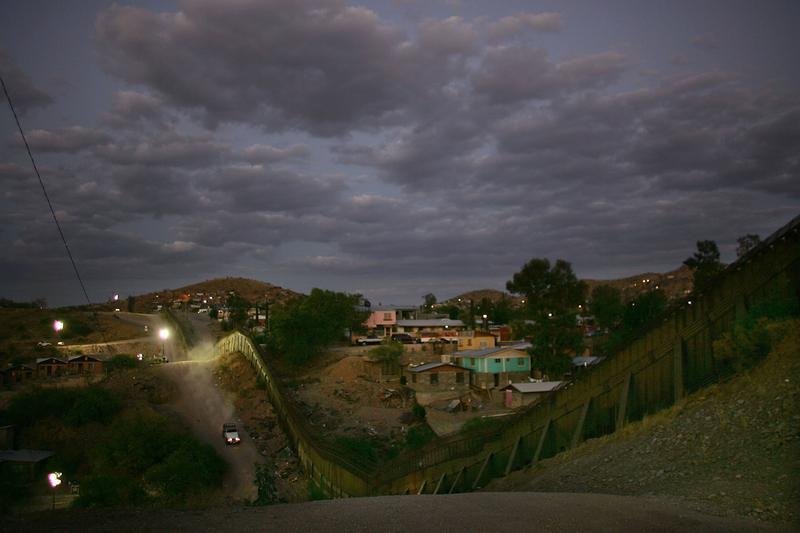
[{"x1": 1, "y1": 0, "x2": 798, "y2": 307}]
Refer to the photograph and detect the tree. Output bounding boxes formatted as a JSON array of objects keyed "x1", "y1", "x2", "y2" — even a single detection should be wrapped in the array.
[
  {"x1": 735, "y1": 234, "x2": 761, "y2": 258},
  {"x1": 683, "y1": 240, "x2": 724, "y2": 293},
  {"x1": 622, "y1": 289, "x2": 667, "y2": 332},
  {"x1": 506, "y1": 258, "x2": 587, "y2": 365},
  {"x1": 422, "y1": 293, "x2": 437, "y2": 312},
  {"x1": 590, "y1": 285, "x2": 623, "y2": 330},
  {"x1": 226, "y1": 293, "x2": 251, "y2": 329},
  {"x1": 269, "y1": 289, "x2": 367, "y2": 364}
]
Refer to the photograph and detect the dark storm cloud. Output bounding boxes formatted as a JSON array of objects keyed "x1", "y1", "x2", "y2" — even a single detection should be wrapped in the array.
[
  {"x1": 0, "y1": 48, "x2": 53, "y2": 114},
  {"x1": 17, "y1": 126, "x2": 110, "y2": 153},
  {"x1": 94, "y1": 133, "x2": 229, "y2": 167},
  {"x1": 239, "y1": 144, "x2": 310, "y2": 165},
  {"x1": 472, "y1": 47, "x2": 626, "y2": 104},
  {"x1": 102, "y1": 91, "x2": 177, "y2": 131},
  {"x1": 95, "y1": 0, "x2": 413, "y2": 135},
  {"x1": 487, "y1": 12, "x2": 563, "y2": 42}
]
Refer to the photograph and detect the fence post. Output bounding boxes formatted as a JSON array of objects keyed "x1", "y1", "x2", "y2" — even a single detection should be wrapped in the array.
[
  {"x1": 448, "y1": 467, "x2": 464, "y2": 494},
  {"x1": 571, "y1": 400, "x2": 591, "y2": 449},
  {"x1": 673, "y1": 339, "x2": 685, "y2": 403},
  {"x1": 504, "y1": 437, "x2": 521, "y2": 476},
  {"x1": 533, "y1": 418, "x2": 551, "y2": 463},
  {"x1": 471, "y1": 454, "x2": 492, "y2": 490},
  {"x1": 615, "y1": 373, "x2": 632, "y2": 431}
]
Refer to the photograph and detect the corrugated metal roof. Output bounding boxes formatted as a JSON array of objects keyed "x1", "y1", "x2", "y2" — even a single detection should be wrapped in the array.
[
  {"x1": 397, "y1": 319, "x2": 465, "y2": 327},
  {"x1": 35, "y1": 357, "x2": 67, "y2": 364},
  {"x1": 408, "y1": 362, "x2": 466, "y2": 373},
  {"x1": 503, "y1": 381, "x2": 563, "y2": 393},
  {"x1": 455, "y1": 343, "x2": 531, "y2": 358},
  {"x1": 0, "y1": 449, "x2": 54, "y2": 463}
]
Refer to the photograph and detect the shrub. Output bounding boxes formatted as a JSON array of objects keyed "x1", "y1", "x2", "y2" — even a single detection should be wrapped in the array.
[
  {"x1": 105, "y1": 354, "x2": 137, "y2": 373},
  {"x1": 253, "y1": 462, "x2": 279, "y2": 506},
  {"x1": 405, "y1": 425, "x2": 434, "y2": 449},
  {"x1": 335, "y1": 436, "x2": 377, "y2": 463},
  {"x1": 460, "y1": 416, "x2": 504, "y2": 434},
  {"x1": 411, "y1": 402, "x2": 426, "y2": 421},
  {"x1": 64, "y1": 387, "x2": 121, "y2": 426}
]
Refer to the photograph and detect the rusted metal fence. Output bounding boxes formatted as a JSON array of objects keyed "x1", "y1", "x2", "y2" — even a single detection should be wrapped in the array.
[{"x1": 216, "y1": 215, "x2": 800, "y2": 497}]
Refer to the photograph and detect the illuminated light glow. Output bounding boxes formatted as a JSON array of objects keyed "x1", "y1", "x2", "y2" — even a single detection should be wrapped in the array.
[
  {"x1": 48, "y1": 472, "x2": 62, "y2": 488},
  {"x1": 53, "y1": 320, "x2": 64, "y2": 332},
  {"x1": 159, "y1": 328, "x2": 170, "y2": 340}
]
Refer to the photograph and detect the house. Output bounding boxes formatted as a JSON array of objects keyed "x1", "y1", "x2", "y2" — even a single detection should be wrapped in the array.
[
  {"x1": 361, "y1": 354, "x2": 401, "y2": 383},
  {"x1": 405, "y1": 362, "x2": 469, "y2": 395},
  {"x1": 364, "y1": 306, "x2": 417, "y2": 336},
  {"x1": 457, "y1": 330, "x2": 497, "y2": 350},
  {"x1": 1, "y1": 363, "x2": 35, "y2": 385},
  {"x1": 501, "y1": 381, "x2": 564, "y2": 408},
  {"x1": 67, "y1": 355, "x2": 104, "y2": 375},
  {"x1": 36, "y1": 357, "x2": 67, "y2": 378},
  {"x1": 395, "y1": 319, "x2": 464, "y2": 337},
  {"x1": 451, "y1": 344, "x2": 532, "y2": 389}
]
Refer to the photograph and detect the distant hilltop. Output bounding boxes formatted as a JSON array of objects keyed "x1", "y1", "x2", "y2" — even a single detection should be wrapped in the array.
[
  {"x1": 131, "y1": 277, "x2": 301, "y2": 312},
  {"x1": 445, "y1": 265, "x2": 693, "y2": 307}
]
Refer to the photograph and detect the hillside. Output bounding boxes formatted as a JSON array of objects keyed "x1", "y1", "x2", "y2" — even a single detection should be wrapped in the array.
[
  {"x1": 446, "y1": 265, "x2": 694, "y2": 308},
  {"x1": 132, "y1": 277, "x2": 302, "y2": 312},
  {"x1": 485, "y1": 319, "x2": 800, "y2": 527}
]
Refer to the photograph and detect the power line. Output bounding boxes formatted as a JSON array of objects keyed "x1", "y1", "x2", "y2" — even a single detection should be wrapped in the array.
[
  {"x1": 2, "y1": 75, "x2": 110, "y2": 347},
  {"x1": 1, "y1": 75, "x2": 95, "y2": 308}
]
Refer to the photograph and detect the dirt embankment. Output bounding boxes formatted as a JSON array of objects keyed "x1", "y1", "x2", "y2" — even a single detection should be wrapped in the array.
[{"x1": 486, "y1": 320, "x2": 800, "y2": 527}]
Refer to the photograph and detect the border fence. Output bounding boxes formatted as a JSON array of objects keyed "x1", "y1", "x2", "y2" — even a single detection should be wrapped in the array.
[{"x1": 216, "y1": 215, "x2": 800, "y2": 497}]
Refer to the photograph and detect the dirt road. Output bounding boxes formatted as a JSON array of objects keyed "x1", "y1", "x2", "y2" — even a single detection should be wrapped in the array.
[{"x1": 157, "y1": 359, "x2": 262, "y2": 503}]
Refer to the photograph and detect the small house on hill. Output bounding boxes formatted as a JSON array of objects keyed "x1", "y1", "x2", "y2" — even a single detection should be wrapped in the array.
[
  {"x1": 457, "y1": 330, "x2": 497, "y2": 350},
  {"x1": 501, "y1": 381, "x2": 564, "y2": 408},
  {"x1": 68, "y1": 355, "x2": 104, "y2": 375},
  {"x1": 36, "y1": 357, "x2": 67, "y2": 378},
  {"x1": 405, "y1": 362, "x2": 469, "y2": 394},
  {"x1": 1, "y1": 363, "x2": 35, "y2": 386},
  {"x1": 452, "y1": 344, "x2": 532, "y2": 389}
]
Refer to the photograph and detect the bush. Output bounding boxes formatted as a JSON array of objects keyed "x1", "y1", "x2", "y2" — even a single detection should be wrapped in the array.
[
  {"x1": 335, "y1": 436, "x2": 377, "y2": 462},
  {"x1": 411, "y1": 403, "x2": 426, "y2": 421},
  {"x1": 460, "y1": 416, "x2": 504, "y2": 434},
  {"x1": 64, "y1": 387, "x2": 121, "y2": 426},
  {"x1": 1, "y1": 387, "x2": 121, "y2": 428},
  {"x1": 253, "y1": 462, "x2": 279, "y2": 506},
  {"x1": 405, "y1": 425, "x2": 435, "y2": 449},
  {"x1": 105, "y1": 354, "x2": 138, "y2": 373}
]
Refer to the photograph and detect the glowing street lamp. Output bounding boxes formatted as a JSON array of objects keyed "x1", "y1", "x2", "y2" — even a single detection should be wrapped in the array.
[
  {"x1": 48, "y1": 471, "x2": 62, "y2": 509},
  {"x1": 53, "y1": 320, "x2": 64, "y2": 332},
  {"x1": 482, "y1": 313, "x2": 488, "y2": 332},
  {"x1": 158, "y1": 328, "x2": 170, "y2": 359}
]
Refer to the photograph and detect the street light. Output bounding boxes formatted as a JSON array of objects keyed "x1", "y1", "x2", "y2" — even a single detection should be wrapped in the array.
[
  {"x1": 48, "y1": 471, "x2": 62, "y2": 509},
  {"x1": 158, "y1": 328, "x2": 170, "y2": 359},
  {"x1": 53, "y1": 320, "x2": 64, "y2": 332},
  {"x1": 482, "y1": 314, "x2": 488, "y2": 332}
]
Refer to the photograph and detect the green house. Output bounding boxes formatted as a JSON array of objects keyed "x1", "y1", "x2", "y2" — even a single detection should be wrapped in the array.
[{"x1": 451, "y1": 343, "x2": 532, "y2": 389}]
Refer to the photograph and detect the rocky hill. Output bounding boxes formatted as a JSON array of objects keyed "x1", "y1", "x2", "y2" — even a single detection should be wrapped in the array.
[
  {"x1": 132, "y1": 277, "x2": 301, "y2": 312},
  {"x1": 446, "y1": 266, "x2": 694, "y2": 308},
  {"x1": 485, "y1": 318, "x2": 800, "y2": 527}
]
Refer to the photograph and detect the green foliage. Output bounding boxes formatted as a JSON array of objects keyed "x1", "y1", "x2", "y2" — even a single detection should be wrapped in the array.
[
  {"x1": 405, "y1": 424, "x2": 435, "y2": 449},
  {"x1": 411, "y1": 402, "x2": 426, "y2": 421},
  {"x1": 253, "y1": 462, "x2": 279, "y2": 505},
  {"x1": 713, "y1": 287, "x2": 799, "y2": 372},
  {"x1": 529, "y1": 349, "x2": 574, "y2": 379},
  {"x1": 78, "y1": 414, "x2": 225, "y2": 506},
  {"x1": 422, "y1": 293, "x2": 437, "y2": 311},
  {"x1": 684, "y1": 240, "x2": 725, "y2": 293},
  {"x1": 270, "y1": 289, "x2": 367, "y2": 364},
  {"x1": 507, "y1": 258, "x2": 587, "y2": 361},
  {"x1": 436, "y1": 303, "x2": 463, "y2": 320},
  {"x1": 596, "y1": 289, "x2": 668, "y2": 357},
  {"x1": 1, "y1": 387, "x2": 121, "y2": 428},
  {"x1": 105, "y1": 354, "x2": 138, "y2": 373},
  {"x1": 735, "y1": 234, "x2": 761, "y2": 258},
  {"x1": 460, "y1": 416, "x2": 504, "y2": 434},
  {"x1": 590, "y1": 285, "x2": 623, "y2": 330},
  {"x1": 335, "y1": 436, "x2": 377, "y2": 462},
  {"x1": 370, "y1": 341, "x2": 403, "y2": 361},
  {"x1": 226, "y1": 293, "x2": 252, "y2": 329}
]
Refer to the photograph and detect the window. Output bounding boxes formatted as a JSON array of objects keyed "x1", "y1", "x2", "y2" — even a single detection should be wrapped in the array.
[
  {"x1": 467, "y1": 339, "x2": 472, "y2": 346},
  {"x1": 494, "y1": 358, "x2": 501, "y2": 363},
  {"x1": 430, "y1": 373, "x2": 439, "y2": 385},
  {"x1": 470, "y1": 357, "x2": 476, "y2": 365},
  {"x1": 411, "y1": 373, "x2": 417, "y2": 383},
  {"x1": 383, "y1": 313, "x2": 392, "y2": 321},
  {"x1": 456, "y1": 372, "x2": 464, "y2": 384},
  {"x1": 517, "y1": 357, "x2": 525, "y2": 366}
]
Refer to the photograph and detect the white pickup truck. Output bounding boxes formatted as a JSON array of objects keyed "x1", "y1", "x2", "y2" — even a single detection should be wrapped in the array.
[{"x1": 222, "y1": 423, "x2": 241, "y2": 445}]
